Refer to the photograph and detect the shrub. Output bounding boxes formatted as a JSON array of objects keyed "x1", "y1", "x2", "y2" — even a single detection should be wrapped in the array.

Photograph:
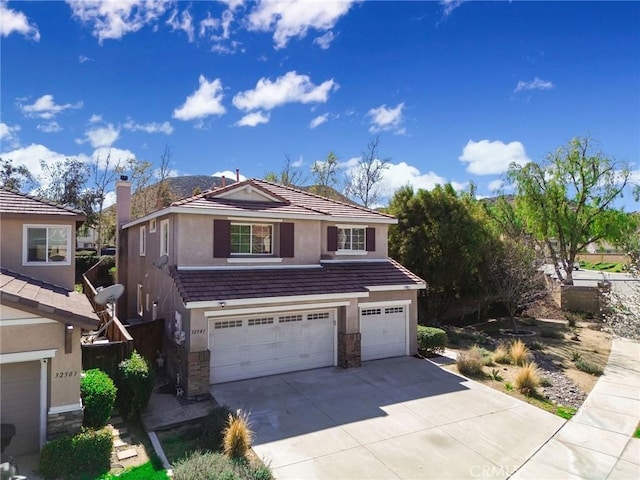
[
  {"x1": 556, "y1": 406, "x2": 577, "y2": 420},
  {"x1": 509, "y1": 339, "x2": 531, "y2": 366},
  {"x1": 528, "y1": 340, "x2": 545, "y2": 351},
  {"x1": 223, "y1": 410, "x2": 253, "y2": 459},
  {"x1": 540, "y1": 329, "x2": 564, "y2": 340},
  {"x1": 490, "y1": 368, "x2": 504, "y2": 382},
  {"x1": 574, "y1": 359, "x2": 603, "y2": 376},
  {"x1": 456, "y1": 348, "x2": 485, "y2": 377},
  {"x1": 81, "y1": 369, "x2": 117, "y2": 428},
  {"x1": 117, "y1": 351, "x2": 155, "y2": 420},
  {"x1": 173, "y1": 450, "x2": 272, "y2": 480},
  {"x1": 201, "y1": 405, "x2": 234, "y2": 452},
  {"x1": 493, "y1": 344, "x2": 511, "y2": 364},
  {"x1": 514, "y1": 362, "x2": 541, "y2": 395},
  {"x1": 571, "y1": 350, "x2": 582, "y2": 362},
  {"x1": 39, "y1": 427, "x2": 112, "y2": 479},
  {"x1": 417, "y1": 326, "x2": 447, "y2": 356}
]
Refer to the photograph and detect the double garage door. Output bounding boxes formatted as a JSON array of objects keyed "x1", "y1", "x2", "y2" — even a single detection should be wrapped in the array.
[{"x1": 209, "y1": 310, "x2": 335, "y2": 383}]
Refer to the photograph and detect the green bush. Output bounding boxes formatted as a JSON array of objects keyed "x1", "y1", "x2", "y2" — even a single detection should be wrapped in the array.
[
  {"x1": 81, "y1": 369, "x2": 117, "y2": 428},
  {"x1": 117, "y1": 351, "x2": 155, "y2": 420},
  {"x1": 417, "y1": 326, "x2": 447, "y2": 355},
  {"x1": 39, "y1": 427, "x2": 112, "y2": 479},
  {"x1": 172, "y1": 450, "x2": 272, "y2": 480},
  {"x1": 574, "y1": 359, "x2": 603, "y2": 376}
]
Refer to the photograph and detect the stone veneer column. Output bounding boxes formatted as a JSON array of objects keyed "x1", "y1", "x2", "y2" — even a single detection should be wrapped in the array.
[
  {"x1": 186, "y1": 350, "x2": 211, "y2": 397},
  {"x1": 47, "y1": 407, "x2": 83, "y2": 440},
  {"x1": 338, "y1": 332, "x2": 361, "y2": 368}
]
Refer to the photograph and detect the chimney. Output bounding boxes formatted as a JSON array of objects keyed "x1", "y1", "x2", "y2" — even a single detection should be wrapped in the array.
[
  {"x1": 221, "y1": 175, "x2": 226, "y2": 188},
  {"x1": 115, "y1": 176, "x2": 131, "y2": 288},
  {"x1": 236, "y1": 169, "x2": 240, "y2": 182}
]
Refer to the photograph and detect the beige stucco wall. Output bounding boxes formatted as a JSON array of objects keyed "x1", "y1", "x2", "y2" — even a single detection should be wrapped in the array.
[
  {"x1": 0, "y1": 305, "x2": 83, "y2": 408},
  {"x1": 0, "y1": 217, "x2": 78, "y2": 290}
]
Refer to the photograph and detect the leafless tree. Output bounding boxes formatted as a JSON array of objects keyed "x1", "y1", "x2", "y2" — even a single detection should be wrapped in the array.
[
  {"x1": 344, "y1": 136, "x2": 390, "y2": 208},
  {"x1": 156, "y1": 143, "x2": 175, "y2": 208},
  {"x1": 90, "y1": 150, "x2": 123, "y2": 253},
  {"x1": 264, "y1": 155, "x2": 307, "y2": 187}
]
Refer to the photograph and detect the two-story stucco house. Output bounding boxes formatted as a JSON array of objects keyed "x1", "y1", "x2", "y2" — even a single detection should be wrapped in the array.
[
  {"x1": 0, "y1": 188, "x2": 100, "y2": 456},
  {"x1": 115, "y1": 178, "x2": 425, "y2": 397}
]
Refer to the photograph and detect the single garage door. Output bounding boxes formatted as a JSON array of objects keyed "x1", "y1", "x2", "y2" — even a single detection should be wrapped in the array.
[
  {"x1": 209, "y1": 310, "x2": 335, "y2": 383},
  {"x1": 361, "y1": 306, "x2": 407, "y2": 361},
  {"x1": 0, "y1": 361, "x2": 40, "y2": 455}
]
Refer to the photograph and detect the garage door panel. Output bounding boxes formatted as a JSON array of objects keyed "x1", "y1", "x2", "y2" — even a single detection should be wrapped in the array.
[
  {"x1": 0, "y1": 361, "x2": 40, "y2": 455},
  {"x1": 361, "y1": 307, "x2": 407, "y2": 362},
  {"x1": 210, "y1": 311, "x2": 334, "y2": 383}
]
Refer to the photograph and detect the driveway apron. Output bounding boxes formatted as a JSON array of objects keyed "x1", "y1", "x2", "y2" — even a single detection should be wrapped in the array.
[{"x1": 212, "y1": 356, "x2": 564, "y2": 479}]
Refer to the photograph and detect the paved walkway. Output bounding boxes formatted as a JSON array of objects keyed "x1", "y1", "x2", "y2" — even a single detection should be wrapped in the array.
[{"x1": 511, "y1": 338, "x2": 640, "y2": 479}]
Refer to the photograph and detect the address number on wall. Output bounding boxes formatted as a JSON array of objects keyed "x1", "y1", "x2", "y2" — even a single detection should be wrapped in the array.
[{"x1": 54, "y1": 371, "x2": 79, "y2": 379}]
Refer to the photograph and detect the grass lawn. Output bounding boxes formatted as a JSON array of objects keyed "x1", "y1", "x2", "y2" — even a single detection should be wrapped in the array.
[
  {"x1": 97, "y1": 461, "x2": 170, "y2": 480},
  {"x1": 579, "y1": 260, "x2": 625, "y2": 272}
]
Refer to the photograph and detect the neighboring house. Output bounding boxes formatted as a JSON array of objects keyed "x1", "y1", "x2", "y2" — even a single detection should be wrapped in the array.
[
  {"x1": 0, "y1": 188, "x2": 100, "y2": 456},
  {"x1": 115, "y1": 178, "x2": 425, "y2": 397}
]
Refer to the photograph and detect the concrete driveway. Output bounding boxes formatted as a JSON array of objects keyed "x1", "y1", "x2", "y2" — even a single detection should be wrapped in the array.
[{"x1": 212, "y1": 357, "x2": 564, "y2": 479}]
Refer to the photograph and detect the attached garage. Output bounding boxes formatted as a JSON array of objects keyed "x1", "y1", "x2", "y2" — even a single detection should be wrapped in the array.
[
  {"x1": 360, "y1": 304, "x2": 409, "y2": 361},
  {"x1": 0, "y1": 361, "x2": 41, "y2": 455},
  {"x1": 209, "y1": 309, "x2": 336, "y2": 383}
]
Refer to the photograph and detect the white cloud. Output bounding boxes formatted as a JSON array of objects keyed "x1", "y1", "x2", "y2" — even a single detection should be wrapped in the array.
[
  {"x1": 440, "y1": 0, "x2": 466, "y2": 17},
  {"x1": 1, "y1": 144, "x2": 69, "y2": 180},
  {"x1": 0, "y1": 122, "x2": 21, "y2": 148},
  {"x1": 89, "y1": 114, "x2": 103, "y2": 123},
  {"x1": 313, "y1": 30, "x2": 335, "y2": 49},
  {"x1": 233, "y1": 71, "x2": 337, "y2": 112},
  {"x1": 37, "y1": 121, "x2": 63, "y2": 133},
  {"x1": 123, "y1": 119, "x2": 174, "y2": 135},
  {"x1": 67, "y1": 0, "x2": 170, "y2": 43},
  {"x1": 247, "y1": 0, "x2": 356, "y2": 49},
  {"x1": 310, "y1": 113, "x2": 329, "y2": 129},
  {"x1": 0, "y1": 1, "x2": 40, "y2": 41},
  {"x1": 488, "y1": 179, "x2": 504, "y2": 191},
  {"x1": 77, "y1": 123, "x2": 120, "y2": 148},
  {"x1": 173, "y1": 76, "x2": 226, "y2": 121},
  {"x1": 380, "y1": 162, "x2": 447, "y2": 196},
  {"x1": 459, "y1": 139, "x2": 531, "y2": 175},
  {"x1": 167, "y1": 8, "x2": 194, "y2": 42},
  {"x1": 78, "y1": 55, "x2": 93, "y2": 63},
  {"x1": 291, "y1": 156, "x2": 304, "y2": 168},
  {"x1": 367, "y1": 102, "x2": 405, "y2": 135},
  {"x1": 514, "y1": 77, "x2": 554, "y2": 92},
  {"x1": 212, "y1": 170, "x2": 248, "y2": 182},
  {"x1": 91, "y1": 147, "x2": 137, "y2": 169},
  {"x1": 235, "y1": 111, "x2": 270, "y2": 127},
  {"x1": 20, "y1": 94, "x2": 83, "y2": 119}
]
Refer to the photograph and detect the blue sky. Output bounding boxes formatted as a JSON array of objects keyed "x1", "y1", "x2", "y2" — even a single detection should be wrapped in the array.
[{"x1": 1, "y1": 0, "x2": 639, "y2": 209}]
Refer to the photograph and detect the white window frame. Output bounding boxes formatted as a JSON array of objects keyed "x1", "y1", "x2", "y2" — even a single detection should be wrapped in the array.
[
  {"x1": 139, "y1": 225, "x2": 146, "y2": 256},
  {"x1": 230, "y1": 223, "x2": 273, "y2": 255},
  {"x1": 137, "y1": 284, "x2": 143, "y2": 316},
  {"x1": 160, "y1": 219, "x2": 169, "y2": 256},
  {"x1": 337, "y1": 225, "x2": 366, "y2": 253},
  {"x1": 22, "y1": 224, "x2": 72, "y2": 266},
  {"x1": 149, "y1": 219, "x2": 157, "y2": 233}
]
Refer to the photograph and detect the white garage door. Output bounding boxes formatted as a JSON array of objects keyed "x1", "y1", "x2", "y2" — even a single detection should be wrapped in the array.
[
  {"x1": 0, "y1": 361, "x2": 40, "y2": 455},
  {"x1": 209, "y1": 310, "x2": 335, "y2": 383},
  {"x1": 361, "y1": 306, "x2": 408, "y2": 361}
]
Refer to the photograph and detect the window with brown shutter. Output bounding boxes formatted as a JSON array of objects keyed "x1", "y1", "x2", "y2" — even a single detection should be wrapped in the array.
[
  {"x1": 280, "y1": 222, "x2": 294, "y2": 257},
  {"x1": 213, "y1": 219, "x2": 231, "y2": 258},
  {"x1": 366, "y1": 227, "x2": 376, "y2": 252},
  {"x1": 327, "y1": 226, "x2": 338, "y2": 251}
]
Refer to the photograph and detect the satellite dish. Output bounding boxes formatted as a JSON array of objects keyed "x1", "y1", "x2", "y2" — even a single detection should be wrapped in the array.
[
  {"x1": 153, "y1": 254, "x2": 169, "y2": 269},
  {"x1": 94, "y1": 284, "x2": 125, "y2": 306}
]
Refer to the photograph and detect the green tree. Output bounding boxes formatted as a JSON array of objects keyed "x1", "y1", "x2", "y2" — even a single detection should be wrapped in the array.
[
  {"x1": 0, "y1": 158, "x2": 34, "y2": 191},
  {"x1": 344, "y1": 136, "x2": 390, "y2": 208},
  {"x1": 508, "y1": 136, "x2": 633, "y2": 285},
  {"x1": 388, "y1": 184, "x2": 496, "y2": 323},
  {"x1": 311, "y1": 151, "x2": 339, "y2": 188}
]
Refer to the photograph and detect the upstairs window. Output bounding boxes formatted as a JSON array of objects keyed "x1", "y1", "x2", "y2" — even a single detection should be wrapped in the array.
[
  {"x1": 139, "y1": 226, "x2": 146, "y2": 256},
  {"x1": 160, "y1": 219, "x2": 169, "y2": 256},
  {"x1": 338, "y1": 227, "x2": 365, "y2": 252},
  {"x1": 230, "y1": 223, "x2": 272, "y2": 255},
  {"x1": 23, "y1": 225, "x2": 71, "y2": 265}
]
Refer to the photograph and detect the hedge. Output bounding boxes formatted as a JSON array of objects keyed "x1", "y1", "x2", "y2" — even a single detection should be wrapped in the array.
[
  {"x1": 117, "y1": 351, "x2": 155, "y2": 420},
  {"x1": 39, "y1": 427, "x2": 112, "y2": 480},
  {"x1": 81, "y1": 369, "x2": 117, "y2": 428},
  {"x1": 417, "y1": 326, "x2": 447, "y2": 356}
]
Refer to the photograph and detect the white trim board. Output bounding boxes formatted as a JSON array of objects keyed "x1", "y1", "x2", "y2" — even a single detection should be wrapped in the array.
[
  {"x1": 0, "y1": 349, "x2": 57, "y2": 364},
  {"x1": 0, "y1": 318, "x2": 57, "y2": 326},
  {"x1": 186, "y1": 291, "x2": 368, "y2": 309},
  {"x1": 358, "y1": 300, "x2": 411, "y2": 308},
  {"x1": 204, "y1": 301, "x2": 351, "y2": 318}
]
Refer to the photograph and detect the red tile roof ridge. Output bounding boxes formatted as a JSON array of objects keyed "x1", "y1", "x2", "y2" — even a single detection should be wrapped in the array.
[
  {"x1": 252, "y1": 178, "x2": 396, "y2": 219},
  {"x1": 0, "y1": 187, "x2": 85, "y2": 215}
]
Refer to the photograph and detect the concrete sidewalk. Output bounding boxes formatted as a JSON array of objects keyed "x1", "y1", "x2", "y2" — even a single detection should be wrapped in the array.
[{"x1": 512, "y1": 338, "x2": 640, "y2": 479}]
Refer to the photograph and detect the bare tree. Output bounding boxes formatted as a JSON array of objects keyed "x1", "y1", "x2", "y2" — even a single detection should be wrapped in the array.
[
  {"x1": 311, "y1": 151, "x2": 339, "y2": 188},
  {"x1": 124, "y1": 158, "x2": 154, "y2": 218},
  {"x1": 156, "y1": 143, "x2": 175, "y2": 208},
  {"x1": 344, "y1": 136, "x2": 390, "y2": 208},
  {"x1": 264, "y1": 155, "x2": 307, "y2": 187},
  {"x1": 90, "y1": 151, "x2": 123, "y2": 253}
]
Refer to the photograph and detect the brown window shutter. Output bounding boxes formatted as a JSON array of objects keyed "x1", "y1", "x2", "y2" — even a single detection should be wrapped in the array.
[
  {"x1": 280, "y1": 222, "x2": 295, "y2": 258},
  {"x1": 213, "y1": 219, "x2": 230, "y2": 258},
  {"x1": 366, "y1": 227, "x2": 376, "y2": 252},
  {"x1": 327, "y1": 226, "x2": 338, "y2": 252}
]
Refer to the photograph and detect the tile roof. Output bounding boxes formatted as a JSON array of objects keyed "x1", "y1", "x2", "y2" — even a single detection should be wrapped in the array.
[
  {"x1": 0, "y1": 268, "x2": 100, "y2": 330},
  {"x1": 169, "y1": 179, "x2": 395, "y2": 222},
  {"x1": 170, "y1": 259, "x2": 425, "y2": 305},
  {"x1": 0, "y1": 188, "x2": 85, "y2": 218}
]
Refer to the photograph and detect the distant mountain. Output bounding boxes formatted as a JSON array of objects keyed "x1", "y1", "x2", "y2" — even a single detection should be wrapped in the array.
[
  {"x1": 298, "y1": 184, "x2": 358, "y2": 206},
  {"x1": 162, "y1": 175, "x2": 236, "y2": 199}
]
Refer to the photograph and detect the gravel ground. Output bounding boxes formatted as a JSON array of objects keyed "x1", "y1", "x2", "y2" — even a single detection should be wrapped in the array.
[{"x1": 533, "y1": 351, "x2": 587, "y2": 409}]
